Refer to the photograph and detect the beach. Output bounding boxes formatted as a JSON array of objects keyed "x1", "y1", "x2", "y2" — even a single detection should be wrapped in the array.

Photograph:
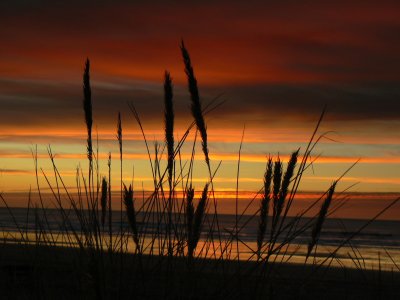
[{"x1": 1, "y1": 242, "x2": 399, "y2": 299}]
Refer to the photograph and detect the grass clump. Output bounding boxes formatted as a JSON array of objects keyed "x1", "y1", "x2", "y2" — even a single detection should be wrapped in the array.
[
  {"x1": 0, "y1": 42, "x2": 399, "y2": 300},
  {"x1": 123, "y1": 184, "x2": 139, "y2": 252}
]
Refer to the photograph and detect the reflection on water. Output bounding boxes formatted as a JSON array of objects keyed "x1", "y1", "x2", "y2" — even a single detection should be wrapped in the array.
[{"x1": 1, "y1": 207, "x2": 399, "y2": 271}]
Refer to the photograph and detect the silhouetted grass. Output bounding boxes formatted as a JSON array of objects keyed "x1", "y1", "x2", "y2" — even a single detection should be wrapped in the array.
[
  {"x1": 123, "y1": 184, "x2": 139, "y2": 252},
  {"x1": 257, "y1": 157, "x2": 272, "y2": 260},
  {"x1": 100, "y1": 177, "x2": 107, "y2": 229},
  {"x1": 0, "y1": 42, "x2": 399, "y2": 300},
  {"x1": 164, "y1": 71, "x2": 174, "y2": 190},
  {"x1": 83, "y1": 58, "x2": 93, "y2": 164},
  {"x1": 307, "y1": 181, "x2": 337, "y2": 260},
  {"x1": 181, "y1": 41, "x2": 209, "y2": 166},
  {"x1": 188, "y1": 183, "x2": 208, "y2": 261}
]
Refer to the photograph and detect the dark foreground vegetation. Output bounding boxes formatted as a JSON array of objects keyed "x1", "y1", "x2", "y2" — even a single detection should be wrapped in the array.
[{"x1": 1, "y1": 243, "x2": 400, "y2": 299}]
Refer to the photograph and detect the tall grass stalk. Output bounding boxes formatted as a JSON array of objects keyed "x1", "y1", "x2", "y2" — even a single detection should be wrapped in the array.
[
  {"x1": 107, "y1": 152, "x2": 112, "y2": 252},
  {"x1": 83, "y1": 59, "x2": 93, "y2": 197},
  {"x1": 270, "y1": 158, "x2": 282, "y2": 238},
  {"x1": 257, "y1": 157, "x2": 273, "y2": 260},
  {"x1": 83, "y1": 59, "x2": 93, "y2": 163},
  {"x1": 117, "y1": 112, "x2": 123, "y2": 248},
  {"x1": 235, "y1": 126, "x2": 245, "y2": 263},
  {"x1": 186, "y1": 186, "x2": 195, "y2": 254},
  {"x1": 180, "y1": 41, "x2": 209, "y2": 165},
  {"x1": 307, "y1": 181, "x2": 337, "y2": 260},
  {"x1": 100, "y1": 177, "x2": 107, "y2": 229},
  {"x1": 123, "y1": 184, "x2": 140, "y2": 252},
  {"x1": 188, "y1": 183, "x2": 209, "y2": 262},
  {"x1": 275, "y1": 150, "x2": 299, "y2": 229},
  {"x1": 164, "y1": 71, "x2": 174, "y2": 191},
  {"x1": 180, "y1": 40, "x2": 222, "y2": 260},
  {"x1": 164, "y1": 71, "x2": 175, "y2": 255}
]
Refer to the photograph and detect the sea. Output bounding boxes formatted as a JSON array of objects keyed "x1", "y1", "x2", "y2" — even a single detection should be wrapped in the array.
[{"x1": 1, "y1": 192, "x2": 400, "y2": 271}]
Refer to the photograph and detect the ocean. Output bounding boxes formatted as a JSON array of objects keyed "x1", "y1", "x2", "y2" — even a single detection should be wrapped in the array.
[{"x1": 1, "y1": 199, "x2": 400, "y2": 271}]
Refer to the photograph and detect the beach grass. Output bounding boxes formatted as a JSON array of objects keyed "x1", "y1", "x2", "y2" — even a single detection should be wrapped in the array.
[{"x1": 0, "y1": 42, "x2": 399, "y2": 299}]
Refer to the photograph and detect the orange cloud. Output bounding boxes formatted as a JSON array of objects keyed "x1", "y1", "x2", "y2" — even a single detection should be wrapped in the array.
[{"x1": 1, "y1": 1, "x2": 400, "y2": 85}]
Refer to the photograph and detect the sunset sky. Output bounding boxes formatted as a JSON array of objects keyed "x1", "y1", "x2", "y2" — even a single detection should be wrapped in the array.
[{"x1": 0, "y1": 0, "x2": 399, "y2": 200}]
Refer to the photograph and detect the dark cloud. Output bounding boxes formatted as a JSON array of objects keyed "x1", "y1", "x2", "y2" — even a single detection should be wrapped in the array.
[
  {"x1": 0, "y1": 0, "x2": 399, "y2": 133},
  {"x1": 216, "y1": 83, "x2": 400, "y2": 122},
  {"x1": 1, "y1": 76, "x2": 399, "y2": 134}
]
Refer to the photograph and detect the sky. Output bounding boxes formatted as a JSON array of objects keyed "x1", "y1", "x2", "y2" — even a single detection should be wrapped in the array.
[{"x1": 0, "y1": 1, "x2": 400, "y2": 205}]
